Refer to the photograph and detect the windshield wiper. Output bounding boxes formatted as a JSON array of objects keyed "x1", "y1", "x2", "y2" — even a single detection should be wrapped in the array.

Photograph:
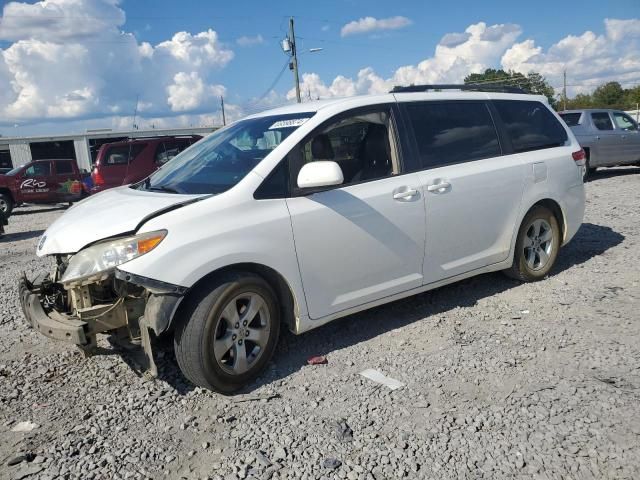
[{"x1": 147, "y1": 185, "x2": 181, "y2": 194}]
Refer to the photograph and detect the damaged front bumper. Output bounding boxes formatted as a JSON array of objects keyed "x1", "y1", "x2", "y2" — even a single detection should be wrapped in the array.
[{"x1": 19, "y1": 269, "x2": 186, "y2": 376}]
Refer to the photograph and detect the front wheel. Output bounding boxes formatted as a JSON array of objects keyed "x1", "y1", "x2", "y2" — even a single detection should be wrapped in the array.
[
  {"x1": 504, "y1": 206, "x2": 560, "y2": 282},
  {"x1": 174, "y1": 272, "x2": 280, "y2": 393},
  {"x1": 0, "y1": 193, "x2": 14, "y2": 217}
]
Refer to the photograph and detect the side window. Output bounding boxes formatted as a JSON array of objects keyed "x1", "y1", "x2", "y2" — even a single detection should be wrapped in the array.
[
  {"x1": 591, "y1": 112, "x2": 614, "y2": 131},
  {"x1": 55, "y1": 161, "x2": 74, "y2": 175},
  {"x1": 612, "y1": 112, "x2": 638, "y2": 131},
  {"x1": 291, "y1": 109, "x2": 396, "y2": 190},
  {"x1": 155, "y1": 141, "x2": 189, "y2": 165},
  {"x1": 405, "y1": 101, "x2": 500, "y2": 168},
  {"x1": 559, "y1": 112, "x2": 582, "y2": 126},
  {"x1": 104, "y1": 144, "x2": 146, "y2": 166},
  {"x1": 493, "y1": 100, "x2": 568, "y2": 153},
  {"x1": 254, "y1": 161, "x2": 289, "y2": 199},
  {"x1": 24, "y1": 162, "x2": 51, "y2": 177}
]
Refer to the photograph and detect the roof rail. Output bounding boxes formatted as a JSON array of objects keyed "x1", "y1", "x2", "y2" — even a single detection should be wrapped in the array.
[{"x1": 390, "y1": 84, "x2": 526, "y2": 94}]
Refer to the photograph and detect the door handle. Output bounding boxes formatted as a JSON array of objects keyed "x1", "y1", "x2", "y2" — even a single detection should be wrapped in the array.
[
  {"x1": 393, "y1": 187, "x2": 419, "y2": 200},
  {"x1": 427, "y1": 181, "x2": 451, "y2": 193}
]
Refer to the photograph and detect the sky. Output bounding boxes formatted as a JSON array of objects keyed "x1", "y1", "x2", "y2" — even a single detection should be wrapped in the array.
[{"x1": 0, "y1": 0, "x2": 638, "y2": 136}]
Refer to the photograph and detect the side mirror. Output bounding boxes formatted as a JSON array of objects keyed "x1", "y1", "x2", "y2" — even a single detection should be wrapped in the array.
[{"x1": 297, "y1": 161, "x2": 344, "y2": 189}]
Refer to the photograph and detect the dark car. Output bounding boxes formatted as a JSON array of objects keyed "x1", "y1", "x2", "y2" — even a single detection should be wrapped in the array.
[
  {"x1": 0, "y1": 159, "x2": 86, "y2": 216},
  {"x1": 91, "y1": 136, "x2": 202, "y2": 193}
]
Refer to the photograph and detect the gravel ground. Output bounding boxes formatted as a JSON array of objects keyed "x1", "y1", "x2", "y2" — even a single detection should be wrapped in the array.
[{"x1": 1, "y1": 167, "x2": 639, "y2": 480}]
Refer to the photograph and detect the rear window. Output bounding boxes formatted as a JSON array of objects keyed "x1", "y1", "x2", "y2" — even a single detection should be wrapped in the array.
[
  {"x1": 493, "y1": 100, "x2": 568, "y2": 153},
  {"x1": 405, "y1": 101, "x2": 501, "y2": 169},
  {"x1": 102, "y1": 144, "x2": 146, "y2": 166},
  {"x1": 55, "y1": 160, "x2": 74, "y2": 174},
  {"x1": 559, "y1": 112, "x2": 582, "y2": 126}
]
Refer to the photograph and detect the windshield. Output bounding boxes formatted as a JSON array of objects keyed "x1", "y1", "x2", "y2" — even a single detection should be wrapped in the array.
[
  {"x1": 5, "y1": 166, "x2": 22, "y2": 176},
  {"x1": 140, "y1": 113, "x2": 314, "y2": 195}
]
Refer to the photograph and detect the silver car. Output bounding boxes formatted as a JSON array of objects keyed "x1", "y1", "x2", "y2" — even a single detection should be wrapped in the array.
[{"x1": 559, "y1": 109, "x2": 640, "y2": 179}]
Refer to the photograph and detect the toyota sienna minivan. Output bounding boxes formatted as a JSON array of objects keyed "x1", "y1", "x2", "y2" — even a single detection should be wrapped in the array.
[{"x1": 20, "y1": 85, "x2": 586, "y2": 393}]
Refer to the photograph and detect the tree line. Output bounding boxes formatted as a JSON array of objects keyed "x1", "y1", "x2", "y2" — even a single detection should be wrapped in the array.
[{"x1": 464, "y1": 69, "x2": 640, "y2": 111}]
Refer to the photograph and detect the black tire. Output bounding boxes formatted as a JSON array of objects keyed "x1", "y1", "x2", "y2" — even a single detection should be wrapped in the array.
[
  {"x1": 0, "y1": 193, "x2": 14, "y2": 217},
  {"x1": 504, "y1": 206, "x2": 561, "y2": 282},
  {"x1": 173, "y1": 272, "x2": 280, "y2": 393},
  {"x1": 582, "y1": 151, "x2": 596, "y2": 181}
]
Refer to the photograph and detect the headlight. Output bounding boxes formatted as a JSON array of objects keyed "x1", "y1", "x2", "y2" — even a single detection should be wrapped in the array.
[{"x1": 61, "y1": 230, "x2": 167, "y2": 285}]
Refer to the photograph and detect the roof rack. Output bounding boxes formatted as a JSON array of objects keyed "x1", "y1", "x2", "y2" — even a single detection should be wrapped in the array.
[{"x1": 390, "y1": 84, "x2": 526, "y2": 94}]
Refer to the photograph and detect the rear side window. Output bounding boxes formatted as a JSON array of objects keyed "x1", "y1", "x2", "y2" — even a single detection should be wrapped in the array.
[
  {"x1": 155, "y1": 141, "x2": 191, "y2": 165},
  {"x1": 405, "y1": 101, "x2": 501, "y2": 169},
  {"x1": 493, "y1": 100, "x2": 567, "y2": 153},
  {"x1": 55, "y1": 161, "x2": 74, "y2": 174},
  {"x1": 591, "y1": 112, "x2": 614, "y2": 131},
  {"x1": 559, "y1": 113, "x2": 582, "y2": 126},
  {"x1": 103, "y1": 144, "x2": 146, "y2": 166}
]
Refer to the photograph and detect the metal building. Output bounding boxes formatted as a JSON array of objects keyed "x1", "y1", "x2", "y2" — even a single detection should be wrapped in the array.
[{"x1": 0, "y1": 126, "x2": 217, "y2": 172}]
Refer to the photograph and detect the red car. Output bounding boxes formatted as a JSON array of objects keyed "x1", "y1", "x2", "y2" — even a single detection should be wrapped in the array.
[
  {"x1": 0, "y1": 159, "x2": 85, "y2": 216},
  {"x1": 91, "y1": 136, "x2": 201, "y2": 193}
]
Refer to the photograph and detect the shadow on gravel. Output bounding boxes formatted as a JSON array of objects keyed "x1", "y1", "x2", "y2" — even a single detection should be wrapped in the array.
[
  {"x1": 0, "y1": 229, "x2": 45, "y2": 242},
  {"x1": 12, "y1": 205, "x2": 68, "y2": 216},
  {"x1": 148, "y1": 223, "x2": 623, "y2": 395},
  {"x1": 585, "y1": 166, "x2": 639, "y2": 182}
]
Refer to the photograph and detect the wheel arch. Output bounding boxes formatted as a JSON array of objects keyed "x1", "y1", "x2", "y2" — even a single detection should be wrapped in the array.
[
  {"x1": 167, "y1": 262, "x2": 299, "y2": 335},
  {"x1": 528, "y1": 198, "x2": 566, "y2": 243},
  {"x1": 0, "y1": 187, "x2": 15, "y2": 201}
]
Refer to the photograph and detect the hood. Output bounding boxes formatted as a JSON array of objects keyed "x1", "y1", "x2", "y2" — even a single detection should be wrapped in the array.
[
  {"x1": 38, "y1": 186, "x2": 204, "y2": 255},
  {"x1": 0, "y1": 174, "x2": 10, "y2": 186}
]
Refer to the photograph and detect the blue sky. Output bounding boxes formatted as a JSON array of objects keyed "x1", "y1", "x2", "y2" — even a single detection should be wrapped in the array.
[
  {"x1": 121, "y1": 0, "x2": 638, "y2": 102},
  {"x1": 0, "y1": 0, "x2": 638, "y2": 135}
]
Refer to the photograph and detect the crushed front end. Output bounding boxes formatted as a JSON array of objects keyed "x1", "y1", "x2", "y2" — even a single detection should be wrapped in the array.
[{"x1": 19, "y1": 254, "x2": 186, "y2": 376}]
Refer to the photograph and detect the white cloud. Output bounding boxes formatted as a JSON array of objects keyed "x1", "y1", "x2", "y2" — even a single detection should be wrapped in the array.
[
  {"x1": 290, "y1": 19, "x2": 640, "y2": 101},
  {"x1": 341, "y1": 16, "x2": 412, "y2": 37},
  {"x1": 167, "y1": 72, "x2": 225, "y2": 112},
  {"x1": 236, "y1": 34, "x2": 264, "y2": 47},
  {"x1": 502, "y1": 18, "x2": 640, "y2": 95},
  {"x1": 0, "y1": 0, "x2": 234, "y2": 126},
  {"x1": 291, "y1": 22, "x2": 522, "y2": 99}
]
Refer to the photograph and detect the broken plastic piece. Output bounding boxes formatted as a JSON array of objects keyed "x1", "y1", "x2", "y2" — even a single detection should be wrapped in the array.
[
  {"x1": 359, "y1": 369, "x2": 404, "y2": 390},
  {"x1": 307, "y1": 355, "x2": 328, "y2": 365}
]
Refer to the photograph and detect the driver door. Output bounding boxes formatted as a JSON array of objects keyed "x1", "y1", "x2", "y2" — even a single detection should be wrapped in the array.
[
  {"x1": 17, "y1": 161, "x2": 53, "y2": 203},
  {"x1": 285, "y1": 106, "x2": 426, "y2": 320}
]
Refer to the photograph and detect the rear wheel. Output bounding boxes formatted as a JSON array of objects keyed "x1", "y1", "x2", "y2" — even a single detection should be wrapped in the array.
[
  {"x1": 0, "y1": 193, "x2": 14, "y2": 216},
  {"x1": 504, "y1": 206, "x2": 560, "y2": 282},
  {"x1": 173, "y1": 272, "x2": 280, "y2": 393},
  {"x1": 582, "y1": 150, "x2": 596, "y2": 181}
]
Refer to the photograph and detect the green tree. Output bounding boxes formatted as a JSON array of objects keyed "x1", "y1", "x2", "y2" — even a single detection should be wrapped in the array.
[
  {"x1": 464, "y1": 68, "x2": 557, "y2": 107},
  {"x1": 592, "y1": 82, "x2": 624, "y2": 108}
]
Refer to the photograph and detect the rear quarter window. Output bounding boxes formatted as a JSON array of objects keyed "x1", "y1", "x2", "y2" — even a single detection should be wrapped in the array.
[
  {"x1": 559, "y1": 112, "x2": 582, "y2": 126},
  {"x1": 493, "y1": 100, "x2": 568, "y2": 153},
  {"x1": 55, "y1": 160, "x2": 74, "y2": 175},
  {"x1": 103, "y1": 144, "x2": 146, "y2": 166}
]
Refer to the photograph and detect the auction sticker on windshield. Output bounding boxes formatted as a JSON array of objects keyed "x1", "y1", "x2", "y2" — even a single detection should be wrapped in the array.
[{"x1": 269, "y1": 118, "x2": 311, "y2": 129}]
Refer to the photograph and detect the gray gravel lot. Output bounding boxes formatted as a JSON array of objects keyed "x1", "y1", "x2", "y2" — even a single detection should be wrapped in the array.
[{"x1": 1, "y1": 168, "x2": 640, "y2": 480}]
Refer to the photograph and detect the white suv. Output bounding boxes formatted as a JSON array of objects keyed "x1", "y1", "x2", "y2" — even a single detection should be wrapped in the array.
[{"x1": 20, "y1": 86, "x2": 586, "y2": 392}]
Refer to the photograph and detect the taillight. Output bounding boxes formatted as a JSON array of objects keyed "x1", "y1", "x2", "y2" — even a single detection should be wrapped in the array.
[
  {"x1": 572, "y1": 149, "x2": 586, "y2": 165},
  {"x1": 92, "y1": 169, "x2": 105, "y2": 185}
]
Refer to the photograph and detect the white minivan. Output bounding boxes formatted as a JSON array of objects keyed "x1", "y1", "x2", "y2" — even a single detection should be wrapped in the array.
[{"x1": 20, "y1": 86, "x2": 586, "y2": 392}]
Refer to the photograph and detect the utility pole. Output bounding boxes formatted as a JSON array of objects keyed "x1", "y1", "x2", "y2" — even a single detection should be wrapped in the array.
[
  {"x1": 220, "y1": 96, "x2": 226, "y2": 126},
  {"x1": 289, "y1": 17, "x2": 301, "y2": 103},
  {"x1": 562, "y1": 70, "x2": 567, "y2": 111}
]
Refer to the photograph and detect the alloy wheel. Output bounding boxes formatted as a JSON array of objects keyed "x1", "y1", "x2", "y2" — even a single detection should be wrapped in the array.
[
  {"x1": 523, "y1": 219, "x2": 554, "y2": 271},
  {"x1": 212, "y1": 292, "x2": 271, "y2": 375}
]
